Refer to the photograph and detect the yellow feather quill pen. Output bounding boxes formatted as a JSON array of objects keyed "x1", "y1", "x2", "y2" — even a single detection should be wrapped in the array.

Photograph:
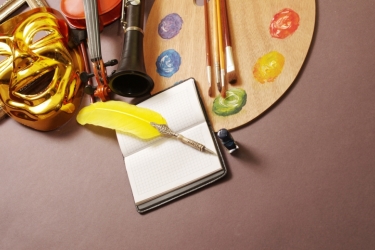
[
  {"x1": 77, "y1": 101, "x2": 216, "y2": 154},
  {"x1": 76, "y1": 101, "x2": 167, "y2": 140}
]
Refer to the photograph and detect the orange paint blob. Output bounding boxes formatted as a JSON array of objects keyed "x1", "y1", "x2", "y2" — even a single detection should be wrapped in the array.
[
  {"x1": 270, "y1": 8, "x2": 300, "y2": 39},
  {"x1": 253, "y1": 51, "x2": 285, "y2": 83}
]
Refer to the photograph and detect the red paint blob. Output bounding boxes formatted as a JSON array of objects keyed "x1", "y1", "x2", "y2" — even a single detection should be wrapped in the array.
[{"x1": 270, "y1": 8, "x2": 300, "y2": 39}]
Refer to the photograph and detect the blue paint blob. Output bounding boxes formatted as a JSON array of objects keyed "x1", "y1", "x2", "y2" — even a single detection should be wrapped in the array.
[
  {"x1": 156, "y1": 49, "x2": 181, "y2": 78},
  {"x1": 158, "y1": 13, "x2": 183, "y2": 39}
]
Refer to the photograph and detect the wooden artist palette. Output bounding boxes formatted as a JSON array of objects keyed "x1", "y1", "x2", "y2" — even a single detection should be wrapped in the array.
[{"x1": 144, "y1": 0, "x2": 316, "y2": 131}]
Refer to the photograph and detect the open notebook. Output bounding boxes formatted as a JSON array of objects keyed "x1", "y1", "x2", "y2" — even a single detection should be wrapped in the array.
[{"x1": 116, "y1": 78, "x2": 227, "y2": 213}]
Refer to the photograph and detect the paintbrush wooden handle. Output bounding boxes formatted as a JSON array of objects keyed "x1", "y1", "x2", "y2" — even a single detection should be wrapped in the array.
[
  {"x1": 212, "y1": 0, "x2": 221, "y2": 92},
  {"x1": 204, "y1": 0, "x2": 211, "y2": 67},
  {"x1": 220, "y1": 0, "x2": 231, "y2": 47},
  {"x1": 216, "y1": 0, "x2": 226, "y2": 97},
  {"x1": 216, "y1": 0, "x2": 225, "y2": 69},
  {"x1": 220, "y1": 0, "x2": 237, "y2": 84},
  {"x1": 204, "y1": 0, "x2": 213, "y2": 97}
]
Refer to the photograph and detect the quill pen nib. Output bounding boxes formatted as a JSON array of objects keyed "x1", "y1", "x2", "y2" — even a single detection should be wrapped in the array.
[{"x1": 150, "y1": 123, "x2": 216, "y2": 155}]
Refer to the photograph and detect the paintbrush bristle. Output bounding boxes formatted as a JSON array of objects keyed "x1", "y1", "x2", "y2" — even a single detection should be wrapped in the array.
[{"x1": 227, "y1": 70, "x2": 237, "y2": 84}]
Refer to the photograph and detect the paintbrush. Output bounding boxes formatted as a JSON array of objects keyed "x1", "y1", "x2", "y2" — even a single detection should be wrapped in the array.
[
  {"x1": 212, "y1": 0, "x2": 221, "y2": 92},
  {"x1": 220, "y1": 0, "x2": 237, "y2": 84},
  {"x1": 204, "y1": 0, "x2": 214, "y2": 97},
  {"x1": 216, "y1": 0, "x2": 226, "y2": 98}
]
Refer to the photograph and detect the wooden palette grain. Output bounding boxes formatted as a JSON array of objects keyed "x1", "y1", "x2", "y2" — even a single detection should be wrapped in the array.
[{"x1": 144, "y1": 0, "x2": 315, "y2": 131}]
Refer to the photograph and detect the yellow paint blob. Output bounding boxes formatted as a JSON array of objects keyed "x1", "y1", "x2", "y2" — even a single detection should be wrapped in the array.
[{"x1": 253, "y1": 51, "x2": 285, "y2": 83}]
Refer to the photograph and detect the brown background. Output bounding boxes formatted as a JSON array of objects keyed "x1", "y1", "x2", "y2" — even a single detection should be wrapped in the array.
[{"x1": 1, "y1": 0, "x2": 375, "y2": 249}]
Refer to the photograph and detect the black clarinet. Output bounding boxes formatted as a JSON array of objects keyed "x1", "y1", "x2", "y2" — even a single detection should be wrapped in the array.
[{"x1": 108, "y1": 0, "x2": 154, "y2": 97}]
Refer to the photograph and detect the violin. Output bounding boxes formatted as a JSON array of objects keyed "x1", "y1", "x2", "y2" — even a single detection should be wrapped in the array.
[
  {"x1": 60, "y1": 0, "x2": 122, "y2": 30},
  {"x1": 60, "y1": 0, "x2": 121, "y2": 102},
  {"x1": 61, "y1": 0, "x2": 153, "y2": 101}
]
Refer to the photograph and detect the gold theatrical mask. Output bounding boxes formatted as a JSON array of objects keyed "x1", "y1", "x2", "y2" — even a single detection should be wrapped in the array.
[{"x1": 0, "y1": 7, "x2": 84, "y2": 131}]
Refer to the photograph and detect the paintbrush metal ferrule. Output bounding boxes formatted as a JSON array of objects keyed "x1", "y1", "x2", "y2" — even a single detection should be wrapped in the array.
[
  {"x1": 225, "y1": 46, "x2": 235, "y2": 73},
  {"x1": 221, "y1": 69, "x2": 225, "y2": 87},
  {"x1": 220, "y1": 69, "x2": 226, "y2": 98},
  {"x1": 206, "y1": 65, "x2": 212, "y2": 85}
]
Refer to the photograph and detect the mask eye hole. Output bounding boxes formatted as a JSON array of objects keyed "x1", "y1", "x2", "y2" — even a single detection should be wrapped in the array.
[
  {"x1": 0, "y1": 54, "x2": 9, "y2": 64},
  {"x1": 32, "y1": 30, "x2": 50, "y2": 44},
  {"x1": 0, "y1": 41, "x2": 12, "y2": 64}
]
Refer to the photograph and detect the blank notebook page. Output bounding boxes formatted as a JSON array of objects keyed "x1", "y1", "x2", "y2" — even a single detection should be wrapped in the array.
[{"x1": 116, "y1": 79, "x2": 223, "y2": 205}]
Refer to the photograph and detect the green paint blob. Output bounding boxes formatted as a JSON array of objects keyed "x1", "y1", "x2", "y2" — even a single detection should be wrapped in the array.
[{"x1": 212, "y1": 88, "x2": 247, "y2": 116}]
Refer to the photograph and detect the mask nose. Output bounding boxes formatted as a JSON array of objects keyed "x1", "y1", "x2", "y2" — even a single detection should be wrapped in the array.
[
  {"x1": 13, "y1": 48, "x2": 37, "y2": 71},
  {"x1": 13, "y1": 56, "x2": 36, "y2": 71}
]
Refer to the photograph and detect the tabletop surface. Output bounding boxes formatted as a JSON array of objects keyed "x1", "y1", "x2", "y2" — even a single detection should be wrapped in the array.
[{"x1": 1, "y1": 0, "x2": 375, "y2": 249}]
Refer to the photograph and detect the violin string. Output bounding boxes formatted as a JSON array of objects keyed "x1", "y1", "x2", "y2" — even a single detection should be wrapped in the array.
[
  {"x1": 83, "y1": 0, "x2": 102, "y2": 61},
  {"x1": 83, "y1": 0, "x2": 94, "y2": 58},
  {"x1": 91, "y1": 1, "x2": 101, "y2": 81},
  {"x1": 92, "y1": 0, "x2": 102, "y2": 60}
]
